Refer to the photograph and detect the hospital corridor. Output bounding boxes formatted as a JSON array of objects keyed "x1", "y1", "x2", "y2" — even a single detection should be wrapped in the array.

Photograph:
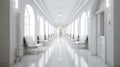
[
  {"x1": 12, "y1": 37, "x2": 109, "y2": 67},
  {"x1": 0, "y1": 0, "x2": 120, "y2": 67}
]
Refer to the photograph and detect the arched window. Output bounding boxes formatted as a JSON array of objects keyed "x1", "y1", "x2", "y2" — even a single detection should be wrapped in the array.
[
  {"x1": 45, "y1": 21, "x2": 49, "y2": 36},
  {"x1": 67, "y1": 24, "x2": 71, "y2": 35},
  {"x1": 24, "y1": 4, "x2": 35, "y2": 40},
  {"x1": 48, "y1": 24, "x2": 51, "y2": 35},
  {"x1": 80, "y1": 12, "x2": 88, "y2": 41},
  {"x1": 40, "y1": 16, "x2": 44, "y2": 38},
  {"x1": 75, "y1": 18, "x2": 79, "y2": 36},
  {"x1": 71, "y1": 22, "x2": 74, "y2": 36}
]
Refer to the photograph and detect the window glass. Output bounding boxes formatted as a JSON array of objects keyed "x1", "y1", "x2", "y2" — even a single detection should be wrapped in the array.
[
  {"x1": 24, "y1": 4, "x2": 35, "y2": 40},
  {"x1": 45, "y1": 21, "x2": 49, "y2": 36},
  {"x1": 75, "y1": 18, "x2": 79, "y2": 36},
  {"x1": 40, "y1": 16, "x2": 44, "y2": 38},
  {"x1": 80, "y1": 12, "x2": 88, "y2": 41}
]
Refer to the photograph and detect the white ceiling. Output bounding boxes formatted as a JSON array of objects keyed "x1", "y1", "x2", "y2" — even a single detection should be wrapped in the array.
[
  {"x1": 41, "y1": 0, "x2": 80, "y2": 26},
  {"x1": 36, "y1": 0, "x2": 85, "y2": 26}
]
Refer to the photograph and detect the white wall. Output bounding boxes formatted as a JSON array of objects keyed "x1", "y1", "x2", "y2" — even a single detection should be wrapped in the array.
[
  {"x1": 0, "y1": 0, "x2": 10, "y2": 67},
  {"x1": 89, "y1": 14, "x2": 97, "y2": 55},
  {"x1": 106, "y1": 0, "x2": 120, "y2": 66},
  {"x1": 9, "y1": 0, "x2": 52, "y2": 65},
  {"x1": 10, "y1": 0, "x2": 19, "y2": 65},
  {"x1": 88, "y1": 0, "x2": 97, "y2": 56},
  {"x1": 91, "y1": 0, "x2": 114, "y2": 65},
  {"x1": 106, "y1": 0, "x2": 114, "y2": 65}
]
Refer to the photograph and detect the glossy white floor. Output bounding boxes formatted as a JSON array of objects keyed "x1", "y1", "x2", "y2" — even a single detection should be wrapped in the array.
[{"x1": 12, "y1": 37, "x2": 111, "y2": 67}]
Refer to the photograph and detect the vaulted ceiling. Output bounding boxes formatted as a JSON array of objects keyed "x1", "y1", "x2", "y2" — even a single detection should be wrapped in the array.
[
  {"x1": 42, "y1": 0, "x2": 79, "y2": 26},
  {"x1": 34, "y1": 0, "x2": 88, "y2": 26}
]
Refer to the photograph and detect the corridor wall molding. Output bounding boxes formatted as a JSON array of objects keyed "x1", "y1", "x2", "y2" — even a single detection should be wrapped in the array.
[
  {"x1": 67, "y1": 0, "x2": 90, "y2": 25},
  {"x1": 33, "y1": 0, "x2": 54, "y2": 25}
]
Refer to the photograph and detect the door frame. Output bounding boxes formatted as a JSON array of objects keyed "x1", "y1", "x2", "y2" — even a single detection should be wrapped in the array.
[{"x1": 96, "y1": 9, "x2": 106, "y2": 61}]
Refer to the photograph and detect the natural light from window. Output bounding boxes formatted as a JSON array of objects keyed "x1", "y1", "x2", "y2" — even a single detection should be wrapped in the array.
[
  {"x1": 81, "y1": 12, "x2": 88, "y2": 42},
  {"x1": 45, "y1": 21, "x2": 49, "y2": 36},
  {"x1": 75, "y1": 18, "x2": 79, "y2": 36},
  {"x1": 24, "y1": 4, "x2": 35, "y2": 40},
  {"x1": 40, "y1": 16, "x2": 44, "y2": 38}
]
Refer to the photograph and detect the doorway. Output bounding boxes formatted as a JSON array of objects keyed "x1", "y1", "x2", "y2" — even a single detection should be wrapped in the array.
[{"x1": 97, "y1": 11, "x2": 106, "y2": 61}]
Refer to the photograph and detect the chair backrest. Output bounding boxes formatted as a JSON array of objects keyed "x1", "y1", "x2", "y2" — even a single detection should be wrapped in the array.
[
  {"x1": 39, "y1": 35, "x2": 45, "y2": 41},
  {"x1": 23, "y1": 36, "x2": 35, "y2": 48},
  {"x1": 25, "y1": 36, "x2": 34, "y2": 43}
]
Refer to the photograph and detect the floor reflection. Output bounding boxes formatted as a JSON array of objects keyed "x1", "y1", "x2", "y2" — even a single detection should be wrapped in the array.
[
  {"x1": 12, "y1": 37, "x2": 110, "y2": 67},
  {"x1": 39, "y1": 40, "x2": 56, "y2": 67},
  {"x1": 66, "y1": 39, "x2": 88, "y2": 67},
  {"x1": 80, "y1": 58, "x2": 88, "y2": 67}
]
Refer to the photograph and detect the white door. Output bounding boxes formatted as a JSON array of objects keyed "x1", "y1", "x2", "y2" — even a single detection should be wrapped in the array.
[{"x1": 97, "y1": 12, "x2": 106, "y2": 61}]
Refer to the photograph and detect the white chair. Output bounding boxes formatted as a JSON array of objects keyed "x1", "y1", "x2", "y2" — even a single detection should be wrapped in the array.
[
  {"x1": 38, "y1": 35, "x2": 48, "y2": 43},
  {"x1": 23, "y1": 36, "x2": 46, "y2": 54}
]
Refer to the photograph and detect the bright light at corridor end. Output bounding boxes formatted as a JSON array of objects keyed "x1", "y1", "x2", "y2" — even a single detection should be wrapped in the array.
[{"x1": 58, "y1": 12, "x2": 62, "y2": 16}]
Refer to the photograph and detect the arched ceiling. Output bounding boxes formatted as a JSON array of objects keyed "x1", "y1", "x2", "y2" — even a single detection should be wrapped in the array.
[
  {"x1": 34, "y1": 0, "x2": 88, "y2": 27},
  {"x1": 42, "y1": 0, "x2": 79, "y2": 26}
]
